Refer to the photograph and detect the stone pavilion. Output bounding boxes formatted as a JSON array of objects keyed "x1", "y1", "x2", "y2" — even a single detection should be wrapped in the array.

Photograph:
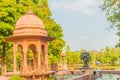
[{"x1": 6, "y1": 10, "x2": 54, "y2": 79}]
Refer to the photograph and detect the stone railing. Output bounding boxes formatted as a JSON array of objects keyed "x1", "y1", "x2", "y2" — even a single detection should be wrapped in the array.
[{"x1": 103, "y1": 70, "x2": 120, "y2": 74}]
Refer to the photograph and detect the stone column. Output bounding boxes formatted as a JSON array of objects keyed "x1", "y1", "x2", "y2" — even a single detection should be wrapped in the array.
[
  {"x1": 21, "y1": 51, "x2": 27, "y2": 74},
  {"x1": 20, "y1": 52, "x2": 23, "y2": 73},
  {"x1": 13, "y1": 43, "x2": 17, "y2": 72},
  {"x1": 37, "y1": 41, "x2": 41, "y2": 73},
  {"x1": 22, "y1": 40, "x2": 28, "y2": 74},
  {"x1": 44, "y1": 43, "x2": 48, "y2": 72},
  {"x1": 33, "y1": 48, "x2": 37, "y2": 72}
]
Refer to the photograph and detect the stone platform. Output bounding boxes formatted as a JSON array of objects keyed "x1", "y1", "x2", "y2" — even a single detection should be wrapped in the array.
[
  {"x1": 0, "y1": 76, "x2": 9, "y2": 80},
  {"x1": 75, "y1": 67, "x2": 94, "y2": 74},
  {"x1": 20, "y1": 71, "x2": 55, "y2": 80}
]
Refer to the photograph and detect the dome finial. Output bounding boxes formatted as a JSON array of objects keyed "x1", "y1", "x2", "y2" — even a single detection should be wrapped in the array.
[
  {"x1": 27, "y1": 4, "x2": 33, "y2": 14},
  {"x1": 29, "y1": 4, "x2": 32, "y2": 10}
]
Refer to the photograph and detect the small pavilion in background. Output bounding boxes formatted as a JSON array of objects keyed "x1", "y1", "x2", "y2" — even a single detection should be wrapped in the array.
[{"x1": 6, "y1": 10, "x2": 54, "y2": 80}]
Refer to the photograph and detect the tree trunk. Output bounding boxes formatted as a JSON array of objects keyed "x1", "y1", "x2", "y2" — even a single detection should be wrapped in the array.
[
  {"x1": 2, "y1": 41, "x2": 6, "y2": 63},
  {"x1": 1, "y1": 41, "x2": 6, "y2": 75}
]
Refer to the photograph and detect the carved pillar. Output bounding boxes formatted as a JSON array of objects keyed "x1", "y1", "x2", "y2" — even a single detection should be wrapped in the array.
[
  {"x1": 44, "y1": 43, "x2": 48, "y2": 72},
  {"x1": 37, "y1": 41, "x2": 41, "y2": 73},
  {"x1": 13, "y1": 43, "x2": 17, "y2": 72},
  {"x1": 21, "y1": 51, "x2": 23, "y2": 73},
  {"x1": 41, "y1": 44, "x2": 45, "y2": 72},
  {"x1": 33, "y1": 50, "x2": 37, "y2": 72},
  {"x1": 22, "y1": 40, "x2": 28, "y2": 74},
  {"x1": 23, "y1": 51, "x2": 27, "y2": 73}
]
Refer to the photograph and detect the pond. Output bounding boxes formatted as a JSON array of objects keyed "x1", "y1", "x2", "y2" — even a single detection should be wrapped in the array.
[
  {"x1": 96, "y1": 74, "x2": 120, "y2": 80},
  {"x1": 54, "y1": 74, "x2": 81, "y2": 80}
]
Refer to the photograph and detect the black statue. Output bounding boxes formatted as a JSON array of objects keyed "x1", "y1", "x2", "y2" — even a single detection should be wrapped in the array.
[{"x1": 80, "y1": 51, "x2": 91, "y2": 68}]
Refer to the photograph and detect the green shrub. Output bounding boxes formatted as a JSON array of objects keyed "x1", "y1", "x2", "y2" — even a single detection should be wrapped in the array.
[
  {"x1": 48, "y1": 76, "x2": 55, "y2": 80},
  {"x1": 9, "y1": 75, "x2": 22, "y2": 80}
]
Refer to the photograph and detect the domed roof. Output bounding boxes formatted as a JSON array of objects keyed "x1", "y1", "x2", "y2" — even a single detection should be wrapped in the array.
[
  {"x1": 16, "y1": 10, "x2": 44, "y2": 29},
  {"x1": 6, "y1": 10, "x2": 54, "y2": 41},
  {"x1": 13, "y1": 10, "x2": 47, "y2": 36}
]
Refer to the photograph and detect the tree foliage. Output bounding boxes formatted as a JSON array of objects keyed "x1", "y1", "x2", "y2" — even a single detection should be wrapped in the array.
[
  {"x1": 0, "y1": 0, "x2": 65, "y2": 68},
  {"x1": 101, "y1": 0, "x2": 120, "y2": 26},
  {"x1": 89, "y1": 47, "x2": 120, "y2": 66},
  {"x1": 101, "y1": 0, "x2": 120, "y2": 46},
  {"x1": 66, "y1": 51, "x2": 81, "y2": 65}
]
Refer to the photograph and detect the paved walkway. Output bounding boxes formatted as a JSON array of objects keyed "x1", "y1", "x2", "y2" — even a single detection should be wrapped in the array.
[{"x1": 0, "y1": 76, "x2": 9, "y2": 80}]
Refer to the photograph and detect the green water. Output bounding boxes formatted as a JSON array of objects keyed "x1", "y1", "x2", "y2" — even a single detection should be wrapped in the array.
[
  {"x1": 52, "y1": 74, "x2": 120, "y2": 80},
  {"x1": 54, "y1": 74, "x2": 80, "y2": 80},
  {"x1": 96, "y1": 74, "x2": 120, "y2": 80}
]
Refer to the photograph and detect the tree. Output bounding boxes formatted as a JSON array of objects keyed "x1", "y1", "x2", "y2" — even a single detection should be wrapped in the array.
[
  {"x1": 0, "y1": 0, "x2": 17, "y2": 74},
  {"x1": 66, "y1": 51, "x2": 81, "y2": 65},
  {"x1": 101, "y1": 0, "x2": 120, "y2": 47},
  {"x1": 101, "y1": 0, "x2": 120, "y2": 27},
  {"x1": 0, "y1": 0, "x2": 65, "y2": 71}
]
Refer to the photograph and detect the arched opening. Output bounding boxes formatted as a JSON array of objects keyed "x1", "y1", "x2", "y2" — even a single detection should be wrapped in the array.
[
  {"x1": 27, "y1": 44, "x2": 37, "y2": 72},
  {"x1": 16, "y1": 45, "x2": 22, "y2": 71},
  {"x1": 41, "y1": 45, "x2": 45, "y2": 66}
]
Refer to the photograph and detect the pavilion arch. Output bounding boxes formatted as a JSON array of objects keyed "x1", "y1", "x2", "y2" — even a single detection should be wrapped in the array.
[
  {"x1": 41, "y1": 45, "x2": 45, "y2": 54},
  {"x1": 18, "y1": 44, "x2": 22, "y2": 48},
  {"x1": 28, "y1": 44, "x2": 37, "y2": 54},
  {"x1": 16, "y1": 44, "x2": 24, "y2": 55},
  {"x1": 16, "y1": 44, "x2": 22, "y2": 71},
  {"x1": 27, "y1": 44, "x2": 38, "y2": 72},
  {"x1": 41, "y1": 44, "x2": 45, "y2": 65}
]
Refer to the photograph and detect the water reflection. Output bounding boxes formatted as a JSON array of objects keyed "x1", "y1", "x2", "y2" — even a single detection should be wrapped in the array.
[
  {"x1": 96, "y1": 74, "x2": 120, "y2": 80},
  {"x1": 55, "y1": 74, "x2": 80, "y2": 80}
]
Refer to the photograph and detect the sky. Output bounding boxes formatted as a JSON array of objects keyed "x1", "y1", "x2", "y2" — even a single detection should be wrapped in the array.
[{"x1": 48, "y1": 0, "x2": 119, "y2": 51}]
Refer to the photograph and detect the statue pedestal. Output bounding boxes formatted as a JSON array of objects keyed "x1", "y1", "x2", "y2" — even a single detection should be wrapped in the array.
[
  {"x1": 75, "y1": 67, "x2": 94, "y2": 74},
  {"x1": 61, "y1": 64, "x2": 67, "y2": 71}
]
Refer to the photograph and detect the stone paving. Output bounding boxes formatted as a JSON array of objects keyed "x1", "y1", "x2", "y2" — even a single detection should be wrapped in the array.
[{"x1": 0, "y1": 76, "x2": 9, "y2": 80}]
